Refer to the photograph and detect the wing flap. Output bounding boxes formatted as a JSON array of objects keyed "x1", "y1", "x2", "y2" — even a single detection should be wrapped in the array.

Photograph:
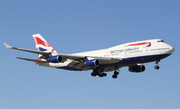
[{"x1": 58, "y1": 53, "x2": 85, "y2": 61}]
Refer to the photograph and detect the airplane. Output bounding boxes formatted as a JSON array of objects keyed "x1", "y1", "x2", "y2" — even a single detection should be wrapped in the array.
[{"x1": 4, "y1": 34, "x2": 175, "y2": 78}]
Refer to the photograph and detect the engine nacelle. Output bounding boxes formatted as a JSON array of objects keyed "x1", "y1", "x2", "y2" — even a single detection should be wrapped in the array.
[
  {"x1": 48, "y1": 55, "x2": 63, "y2": 63},
  {"x1": 129, "y1": 65, "x2": 145, "y2": 73},
  {"x1": 85, "y1": 59, "x2": 100, "y2": 67}
]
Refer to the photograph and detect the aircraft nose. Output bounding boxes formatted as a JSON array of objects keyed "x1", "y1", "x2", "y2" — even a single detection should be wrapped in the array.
[{"x1": 169, "y1": 45, "x2": 175, "y2": 54}]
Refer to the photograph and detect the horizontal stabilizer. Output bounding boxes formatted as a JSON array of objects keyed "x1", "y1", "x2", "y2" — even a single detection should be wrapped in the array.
[{"x1": 16, "y1": 57, "x2": 47, "y2": 63}]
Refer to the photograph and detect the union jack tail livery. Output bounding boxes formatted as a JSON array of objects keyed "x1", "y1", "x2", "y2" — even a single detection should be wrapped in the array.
[{"x1": 33, "y1": 34, "x2": 57, "y2": 57}]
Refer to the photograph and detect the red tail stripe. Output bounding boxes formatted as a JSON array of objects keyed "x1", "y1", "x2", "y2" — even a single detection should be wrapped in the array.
[
  {"x1": 34, "y1": 37, "x2": 51, "y2": 47},
  {"x1": 51, "y1": 49, "x2": 55, "y2": 53}
]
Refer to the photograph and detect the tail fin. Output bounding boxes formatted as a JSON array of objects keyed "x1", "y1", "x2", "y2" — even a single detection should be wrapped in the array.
[{"x1": 33, "y1": 34, "x2": 57, "y2": 57}]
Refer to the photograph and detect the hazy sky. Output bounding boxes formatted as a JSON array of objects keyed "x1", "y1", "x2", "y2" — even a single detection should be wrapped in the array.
[{"x1": 1, "y1": 0, "x2": 179, "y2": 109}]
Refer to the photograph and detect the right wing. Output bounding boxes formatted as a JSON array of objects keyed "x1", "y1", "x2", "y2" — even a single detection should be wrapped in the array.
[{"x1": 58, "y1": 53, "x2": 122, "y2": 62}]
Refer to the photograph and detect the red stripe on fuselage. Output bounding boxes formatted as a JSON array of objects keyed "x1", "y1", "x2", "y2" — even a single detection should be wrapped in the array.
[{"x1": 129, "y1": 42, "x2": 151, "y2": 46}]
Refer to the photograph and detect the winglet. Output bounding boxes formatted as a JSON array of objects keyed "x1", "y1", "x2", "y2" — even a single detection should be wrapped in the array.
[{"x1": 4, "y1": 43, "x2": 13, "y2": 49}]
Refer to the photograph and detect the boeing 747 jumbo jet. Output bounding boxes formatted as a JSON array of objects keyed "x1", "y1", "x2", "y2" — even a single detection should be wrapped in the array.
[{"x1": 4, "y1": 34, "x2": 175, "y2": 78}]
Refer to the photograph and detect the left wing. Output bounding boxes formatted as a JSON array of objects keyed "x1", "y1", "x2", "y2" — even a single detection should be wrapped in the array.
[
  {"x1": 4, "y1": 43, "x2": 122, "y2": 64},
  {"x1": 4, "y1": 43, "x2": 51, "y2": 57}
]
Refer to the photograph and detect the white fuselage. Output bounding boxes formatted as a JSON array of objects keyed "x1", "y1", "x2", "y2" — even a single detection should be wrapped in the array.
[{"x1": 38, "y1": 39, "x2": 174, "y2": 72}]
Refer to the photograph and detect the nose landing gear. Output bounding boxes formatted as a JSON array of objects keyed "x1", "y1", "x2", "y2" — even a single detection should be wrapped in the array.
[
  {"x1": 154, "y1": 65, "x2": 159, "y2": 69},
  {"x1": 154, "y1": 60, "x2": 160, "y2": 70}
]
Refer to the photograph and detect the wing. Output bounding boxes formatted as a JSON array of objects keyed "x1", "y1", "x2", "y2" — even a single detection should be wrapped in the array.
[
  {"x1": 4, "y1": 43, "x2": 50, "y2": 57},
  {"x1": 4, "y1": 43, "x2": 122, "y2": 65},
  {"x1": 58, "y1": 53, "x2": 122, "y2": 61}
]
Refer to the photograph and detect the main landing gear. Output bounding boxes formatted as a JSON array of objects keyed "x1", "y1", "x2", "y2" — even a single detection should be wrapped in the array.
[
  {"x1": 91, "y1": 68, "x2": 107, "y2": 77},
  {"x1": 112, "y1": 68, "x2": 119, "y2": 79},
  {"x1": 91, "y1": 68, "x2": 120, "y2": 79},
  {"x1": 154, "y1": 60, "x2": 160, "y2": 70}
]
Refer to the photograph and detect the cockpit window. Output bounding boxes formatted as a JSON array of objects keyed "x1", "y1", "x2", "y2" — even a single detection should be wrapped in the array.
[{"x1": 157, "y1": 40, "x2": 164, "y2": 42}]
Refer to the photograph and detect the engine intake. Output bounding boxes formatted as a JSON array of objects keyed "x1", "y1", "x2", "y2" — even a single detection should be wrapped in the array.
[
  {"x1": 129, "y1": 65, "x2": 145, "y2": 72},
  {"x1": 48, "y1": 55, "x2": 63, "y2": 63},
  {"x1": 85, "y1": 59, "x2": 100, "y2": 67}
]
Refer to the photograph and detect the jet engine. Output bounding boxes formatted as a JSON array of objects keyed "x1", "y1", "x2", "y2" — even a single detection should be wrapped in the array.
[
  {"x1": 85, "y1": 59, "x2": 100, "y2": 67},
  {"x1": 129, "y1": 64, "x2": 145, "y2": 72},
  {"x1": 48, "y1": 55, "x2": 63, "y2": 63}
]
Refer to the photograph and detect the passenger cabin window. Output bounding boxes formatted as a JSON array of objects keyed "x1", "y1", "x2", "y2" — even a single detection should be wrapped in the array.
[{"x1": 157, "y1": 40, "x2": 164, "y2": 42}]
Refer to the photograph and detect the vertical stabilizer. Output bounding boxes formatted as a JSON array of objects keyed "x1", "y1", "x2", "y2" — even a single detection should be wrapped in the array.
[{"x1": 33, "y1": 34, "x2": 57, "y2": 57}]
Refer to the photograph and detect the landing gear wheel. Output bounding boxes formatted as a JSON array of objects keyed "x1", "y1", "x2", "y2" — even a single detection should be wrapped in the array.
[
  {"x1": 112, "y1": 75, "x2": 117, "y2": 79},
  {"x1": 91, "y1": 73, "x2": 96, "y2": 76},
  {"x1": 98, "y1": 73, "x2": 107, "y2": 77},
  {"x1": 99, "y1": 74, "x2": 103, "y2": 77},
  {"x1": 103, "y1": 73, "x2": 107, "y2": 77},
  {"x1": 115, "y1": 72, "x2": 119, "y2": 75},
  {"x1": 154, "y1": 65, "x2": 160, "y2": 70}
]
